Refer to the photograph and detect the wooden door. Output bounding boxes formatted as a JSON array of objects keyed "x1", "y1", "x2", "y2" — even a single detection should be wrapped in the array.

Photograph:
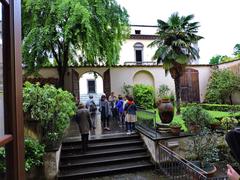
[{"x1": 180, "y1": 68, "x2": 200, "y2": 102}]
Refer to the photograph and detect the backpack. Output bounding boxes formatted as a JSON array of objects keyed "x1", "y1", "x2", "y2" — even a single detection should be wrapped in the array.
[{"x1": 90, "y1": 101, "x2": 97, "y2": 112}]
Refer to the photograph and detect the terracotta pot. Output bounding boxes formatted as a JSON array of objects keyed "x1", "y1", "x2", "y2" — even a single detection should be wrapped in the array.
[
  {"x1": 158, "y1": 98, "x2": 174, "y2": 124},
  {"x1": 170, "y1": 126, "x2": 181, "y2": 136}
]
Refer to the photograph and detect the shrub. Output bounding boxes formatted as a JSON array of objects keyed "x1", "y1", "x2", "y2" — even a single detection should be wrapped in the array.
[
  {"x1": 199, "y1": 103, "x2": 240, "y2": 112},
  {"x1": 133, "y1": 84, "x2": 155, "y2": 109},
  {"x1": 187, "y1": 128, "x2": 219, "y2": 165},
  {"x1": 205, "y1": 69, "x2": 240, "y2": 104},
  {"x1": 0, "y1": 148, "x2": 5, "y2": 173},
  {"x1": 182, "y1": 105, "x2": 213, "y2": 128},
  {"x1": 23, "y1": 82, "x2": 76, "y2": 147},
  {"x1": 0, "y1": 138, "x2": 45, "y2": 173},
  {"x1": 220, "y1": 117, "x2": 239, "y2": 130}
]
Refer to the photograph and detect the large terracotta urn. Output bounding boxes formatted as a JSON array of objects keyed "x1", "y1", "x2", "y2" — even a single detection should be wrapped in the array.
[{"x1": 158, "y1": 98, "x2": 174, "y2": 124}]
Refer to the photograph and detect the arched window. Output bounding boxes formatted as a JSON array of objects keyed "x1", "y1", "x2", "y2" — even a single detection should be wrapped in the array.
[{"x1": 134, "y1": 42, "x2": 144, "y2": 64}]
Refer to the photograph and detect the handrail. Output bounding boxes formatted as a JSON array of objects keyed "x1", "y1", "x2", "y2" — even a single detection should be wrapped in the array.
[{"x1": 0, "y1": 134, "x2": 13, "y2": 147}]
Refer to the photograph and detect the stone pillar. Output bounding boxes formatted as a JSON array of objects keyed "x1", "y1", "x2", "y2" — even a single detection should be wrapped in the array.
[{"x1": 43, "y1": 145, "x2": 61, "y2": 180}]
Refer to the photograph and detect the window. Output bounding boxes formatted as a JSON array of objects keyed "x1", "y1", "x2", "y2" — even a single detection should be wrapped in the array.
[
  {"x1": 88, "y1": 80, "x2": 96, "y2": 93},
  {"x1": 135, "y1": 30, "x2": 141, "y2": 34},
  {"x1": 134, "y1": 42, "x2": 144, "y2": 64}
]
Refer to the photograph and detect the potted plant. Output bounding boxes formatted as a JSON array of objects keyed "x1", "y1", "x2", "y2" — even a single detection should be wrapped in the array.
[
  {"x1": 23, "y1": 82, "x2": 77, "y2": 150},
  {"x1": 187, "y1": 128, "x2": 219, "y2": 176},
  {"x1": 170, "y1": 121, "x2": 182, "y2": 135},
  {"x1": 182, "y1": 105, "x2": 211, "y2": 133}
]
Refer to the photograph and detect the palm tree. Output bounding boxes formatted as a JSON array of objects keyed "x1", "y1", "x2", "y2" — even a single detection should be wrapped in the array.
[{"x1": 149, "y1": 12, "x2": 203, "y2": 114}]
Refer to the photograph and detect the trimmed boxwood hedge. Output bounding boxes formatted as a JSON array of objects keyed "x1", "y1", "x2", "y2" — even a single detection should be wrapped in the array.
[{"x1": 182, "y1": 103, "x2": 240, "y2": 112}]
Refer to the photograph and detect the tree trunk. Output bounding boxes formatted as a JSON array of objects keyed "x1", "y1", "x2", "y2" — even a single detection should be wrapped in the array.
[
  {"x1": 229, "y1": 94, "x2": 233, "y2": 105},
  {"x1": 57, "y1": 66, "x2": 66, "y2": 89},
  {"x1": 174, "y1": 76, "x2": 181, "y2": 115}
]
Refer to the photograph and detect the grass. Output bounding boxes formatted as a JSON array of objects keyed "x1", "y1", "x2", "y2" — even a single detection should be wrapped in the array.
[{"x1": 137, "y1": 107, "x2": 240, "y2": 133}]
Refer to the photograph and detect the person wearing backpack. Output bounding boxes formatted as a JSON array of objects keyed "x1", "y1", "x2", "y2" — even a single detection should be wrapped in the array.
[
  {"x1": 86, "y1": 95, "x2": 97, "y2": 129},
  {"x1": 116, "y1": 95, "x2": 124, "y2": 127},
  {"x1": 99, "y1": 94, "x2": 111, "y2": 131}
]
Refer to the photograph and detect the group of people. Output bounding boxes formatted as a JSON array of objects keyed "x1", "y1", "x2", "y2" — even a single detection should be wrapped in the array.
[
  {"x1": 74, "y1": 92, "x2": 137, "y2": 153},
  {"x1": 99, "y1": 92, "x2": 137, "y2": 135}
]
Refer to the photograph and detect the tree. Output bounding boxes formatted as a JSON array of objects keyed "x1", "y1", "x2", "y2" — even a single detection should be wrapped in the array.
[
  {"x1": 233, "y1": 44, "x2": 240, "y2": 56},
  {"x1": 22, "y1": 0, "x2": 129, "y2": 88},
  {"x1": 209, "y1": 55, "x2": 222, "y2": 65},
  {"x1": 205, "y1": 69, "x2": 240, "y2": 104},
  {"x1": 148, "y1": 12, "x2": 203, "y2": 114}
]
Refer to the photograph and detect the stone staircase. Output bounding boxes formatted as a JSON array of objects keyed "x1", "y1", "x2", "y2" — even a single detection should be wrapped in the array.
[
  {"x1": 58, "y1": 133, "x2": 154, "y2": 179},
  {"x1": 80, "y1": 93, "x2": 102, "y2": 106}
]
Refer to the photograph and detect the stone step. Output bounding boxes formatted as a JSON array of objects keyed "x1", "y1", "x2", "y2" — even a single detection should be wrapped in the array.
[
  {"x1": 61, "y1": 139, "x2": 143, "y2": 152},
  {"x1": 60, "y1": 152, "x2": 150, "y2": 169},
  {"x1": 62, "y1": 133, "x2": 140, "y2": 145},
  {"x1": 58, "y1": 160, "x2": 154, "y2": 179},
  {"x1": 61, "y1": 144, "x2": 146, "y2": 159}
]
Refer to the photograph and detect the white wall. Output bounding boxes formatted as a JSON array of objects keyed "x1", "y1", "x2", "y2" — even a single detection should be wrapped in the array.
[
  {"x1": 110, "y1": 65, "x2": 212, "y2": 102},
  {"x1": 119, "y1": 39, "x2": 157, "y2": 65},
  {"x1": 130, "y1": 26, "x2": 158, "y2": 35},
  {"x1": 79, "y1": 72, "x2": 103, "y2": 94}
]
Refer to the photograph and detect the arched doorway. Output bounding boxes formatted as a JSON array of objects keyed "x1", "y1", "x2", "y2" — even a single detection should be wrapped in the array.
[
  {"x1": 79, "y1": 71, "x2": 104, "y2": 105},
  {"x1": 133, "y1": 70, "x2": 154, "y2": 86}
]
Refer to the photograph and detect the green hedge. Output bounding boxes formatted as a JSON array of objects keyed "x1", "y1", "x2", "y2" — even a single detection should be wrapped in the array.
[{"x1": 182, "y1": 103, "x2": 240, "y2": 112}]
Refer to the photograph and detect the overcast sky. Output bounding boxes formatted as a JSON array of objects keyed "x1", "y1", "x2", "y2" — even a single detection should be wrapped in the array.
[{"x1": 116, "y1": 0, "x2": 240, "y2": 64}]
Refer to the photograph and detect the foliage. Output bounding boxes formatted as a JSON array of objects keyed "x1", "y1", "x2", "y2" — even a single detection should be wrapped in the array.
[
  {"x1": 170, "y1": 120, "x2": 182, "y2": 128},
  {"x1": 23, "y1": 82, "x2": 76, "y2": 146},
  {"x1": 182, "y1": 105, "x2": 213, "y2": 128},
  {"x1": 234, "y1": 43, "x2": 240, "y2": 56},
  {"x1": 196, "y1": 103, "x2": 240, "y2": 112},
  {"x1": 187, "y1": 128, "x2": 219, "y2": 165},
  {"x1": 205, "y1": 69, "x2": 240, "y2": 104},
  {"x1": 0, "y1": 138, "x2": 45, "y2": 173},
  {"x1": 0, "y1": 148, "x2": 5, "y2": 173},
  {"x1": 22, "y1": 0, "x2": 130, "y2": 87},
  {"x1": 25, "y1": 138, "x2": 45, "y2": 171},
  {"x1": 158, "y1": 84, "x2": 171, "y2": 98},
  {"x1": 209, "y1": 55, "x2": 223, "y2": 65},
  {"x1": 220, "y1": 117, "x2": 239, "y2": 130},
  {"x1": 148, "y1": 12, "x2": 203, "y2": 114},
  {"x1": 121, "y1": 83, "x2": 133, "y2": 96},
  {"x1": 133, "y1": 84, "x2": 155, "y2": 109}
]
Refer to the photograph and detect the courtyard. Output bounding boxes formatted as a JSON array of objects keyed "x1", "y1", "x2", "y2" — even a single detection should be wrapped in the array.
[{"x1": 1, "y1": 0, "x2": 240, "y2": 180}]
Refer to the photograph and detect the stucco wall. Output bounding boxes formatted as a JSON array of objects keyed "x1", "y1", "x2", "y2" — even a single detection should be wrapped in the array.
[
  {"x1": 119, "y1": 39, "x2": 157, "y2": 65},
  {"x1": 110, "y1": 66, "x2": 211, "y2": 102}
]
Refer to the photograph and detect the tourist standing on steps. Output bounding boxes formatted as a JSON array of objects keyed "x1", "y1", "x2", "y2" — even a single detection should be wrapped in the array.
[
  {"x1": 124, "y1": 96, "x2": 137, "y2": 135},
  {"x1": 116, "y1": 95, "x2": 124, "y2": 126},
  {"x1": 75, "y1": 103, "x2": 93, "y2": 153},
  {"x1": 85, "y1": 95, "x2": 97, "y2": 129},
  {"x1": 99, "y1": 95, "x2": 111, "y2": 131}
]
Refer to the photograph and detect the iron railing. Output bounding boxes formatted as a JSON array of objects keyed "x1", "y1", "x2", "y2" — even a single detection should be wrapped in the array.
[{"x1": 158, "y1": 143, "x2": 228, "y2": 180}]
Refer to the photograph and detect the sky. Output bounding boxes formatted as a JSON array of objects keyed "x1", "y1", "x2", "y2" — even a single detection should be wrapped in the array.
[{"x1": 116, "y1": 0, "x2": 240, "y2": 64}]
